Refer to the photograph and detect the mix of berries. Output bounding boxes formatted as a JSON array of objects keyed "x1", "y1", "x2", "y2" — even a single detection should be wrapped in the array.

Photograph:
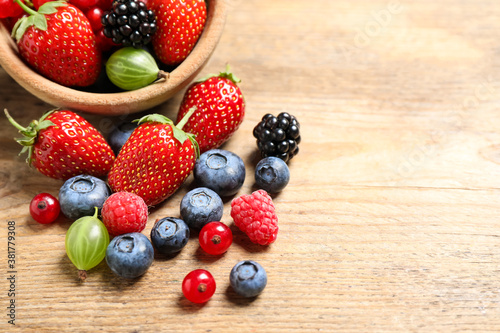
[
  {"x1": 2, "y1": 0, "x2": 207, "y2": 91},
  {"x1": 4, "y1": 43, "x2": 304, "y2": 300}
]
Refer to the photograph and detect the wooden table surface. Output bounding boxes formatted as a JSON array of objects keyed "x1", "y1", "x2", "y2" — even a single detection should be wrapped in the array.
[{"x1": 1, "y1": 0, "x2": 500, "y2": 331}]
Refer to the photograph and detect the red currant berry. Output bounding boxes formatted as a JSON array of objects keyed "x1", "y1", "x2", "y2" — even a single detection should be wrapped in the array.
[
  {"x1": 85, "y1": 7, "x2": 104, "y2": 32},
  {"x1": 199, "y1": 222, "x2": 233, "y2": 255},
  {"x1": 29, "y1": 193, "x2": 60, "y2": 224},
  {"x1": 182, "y1": 269, "x2": 216, "y2": 303},
  {"x1": 0, "y1": 0, "x2": 24, "y2": 19},
  {"x1": 32, "y1": 0, "x2": 51, "y2": 10},
  {"x1": 68, "y1": 0, "x2": 99, "y2": 11},
  {"x1": 97, "y1": 0, "x2": 113, "y2": 11},
  {"x1": 96, "y1": 29, "x2": 118, "y2": 52}
]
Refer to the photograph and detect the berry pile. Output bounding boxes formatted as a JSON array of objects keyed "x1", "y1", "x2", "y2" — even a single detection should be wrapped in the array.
[
  {"x1": 2, "y1": 0, "x2": 207, "y2": 90},
  {"x1": 7, "y1": 64, "x2": 302, "y2": 302}
]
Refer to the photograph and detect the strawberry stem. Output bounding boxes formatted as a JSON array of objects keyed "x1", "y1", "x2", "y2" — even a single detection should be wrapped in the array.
[
  {"x1": 4, "y1": 109, "x2": 55, "y2": 165},
  {"x1": 13, "y1": 0, "x2": 38, "y2": 16},
  {"x1": 196, "y1": 64, "x2": 241, "y2": 84},
  {"x1": 4, "y1": 109, "x2": 28, "y2": 132},
  {"x1": 176, "y1": 106, "x2": 197, "y2": 130}
]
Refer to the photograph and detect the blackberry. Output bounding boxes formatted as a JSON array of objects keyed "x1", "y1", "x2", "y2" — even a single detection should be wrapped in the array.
[
  {"x1": 102, "y1": 0, "x2": 157, "y2": 48},
  {"x1": 253, "y1": 112, "x2": 301, "y2": 162}
]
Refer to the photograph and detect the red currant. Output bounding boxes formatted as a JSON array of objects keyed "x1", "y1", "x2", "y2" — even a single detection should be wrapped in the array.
[
  {"x1": 32, "y1": 0, "x2": 51, "y2": 10},
  {"x1": 96, "y1": 0, "x2": 113, "y2": 11},
  {"x1": 85, "y1": 7, "x2": 104, "y2": 32},
  {"x1": 199, "y1": 222, "x2": 233, "y2": 255},
  {"x1": 68, "y1": 0, "x2": 99, "y2": 11},
  {"x1": 96, "y1": 29, "x2": 118, "y2": 52},
  {"x1": 182, "y1": 269, "x2": 216, "y2": 303},
  {"x1": 29, "y1": 193, "x2": 60, "y2": 224},
  {"x1": 0, "y1": 0, "x2": 24, "y2": 19}
]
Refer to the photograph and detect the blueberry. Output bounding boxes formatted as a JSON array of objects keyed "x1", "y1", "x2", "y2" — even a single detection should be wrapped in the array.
[
  {"x1": 180, "y1": 187, "x2": 223, "y2": 230},
  {"x1": 107, "y1": 121, "x2": 138, "y2": 155},
  {"x1": 106, "y1": 232, "x2": 154, "y2": 279},
  {"x1": 59, "y1": 175, "x2": 111, "y2": 220},
  {"x1": 229, "y1": 260, "x2": 267, "y2": 298},
  {"x1": 254, "y1": 157, "x2": 290, "y2": 193},
  {"x1": 150, "y1": 217, "x2": 190, "y2": 255},
  {"x1": 194, "y1": 149, "x2": 246, "y2": 197}
]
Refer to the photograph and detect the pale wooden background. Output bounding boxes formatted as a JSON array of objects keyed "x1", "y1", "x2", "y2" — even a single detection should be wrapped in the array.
[{"x1": 1, "y1": 0, "x2": 500, "y2": 331}]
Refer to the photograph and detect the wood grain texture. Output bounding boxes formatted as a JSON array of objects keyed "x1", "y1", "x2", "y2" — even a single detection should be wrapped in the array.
[{"x1": 1, "y1": 0, "x2": 500, "y2": 331}]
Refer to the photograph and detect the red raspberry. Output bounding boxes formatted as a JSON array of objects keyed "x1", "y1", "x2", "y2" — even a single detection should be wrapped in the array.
[
  {"x1": 101, "y1": 192, "x2": 148, "y2": 236},
  {"x1": 230, "y1": 190, "x2": 278, "y2": 245}
]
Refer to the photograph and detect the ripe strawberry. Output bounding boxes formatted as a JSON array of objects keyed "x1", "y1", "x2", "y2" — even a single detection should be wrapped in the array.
[
  {"x1": 150, "y1": 0, "x2": 206, "y2": 66},
  {"x1": 107, "y1": 109, "x2": 200, "y2": 206},
  {"x1": 176, "y1": 66, "x2": 245, "y2": 153},
  {"x1": 5, "y1": 109, "x2": 115, "y2": 180},
  {"x1": 11, "y1": 0, "x2": 101, "y2": 87}
]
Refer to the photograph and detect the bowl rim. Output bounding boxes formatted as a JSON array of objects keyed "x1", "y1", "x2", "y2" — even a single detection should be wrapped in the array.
[{"x1": 0, "y1": 0, "x2": 226, "y2": 115}]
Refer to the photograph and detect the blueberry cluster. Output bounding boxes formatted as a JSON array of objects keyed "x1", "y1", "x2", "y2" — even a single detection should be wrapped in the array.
[
  {"x1": 253, "y1": 112, "x2": 301, "y2": 162},
  {"x1": 102, "y1": 0, "x2": 157, "y2": 48}
]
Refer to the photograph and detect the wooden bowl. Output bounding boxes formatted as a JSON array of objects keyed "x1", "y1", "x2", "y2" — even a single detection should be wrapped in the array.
[{"x1": 0, "y1": 0, "x2": 226, "y2": 115}]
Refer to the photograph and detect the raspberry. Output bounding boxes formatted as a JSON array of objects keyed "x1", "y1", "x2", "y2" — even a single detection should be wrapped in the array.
[
  {"x1": 101, "y1": 192, "x2": 148, "y2": 236},
  {"x1": 230, "y1": 190, "x2": 278, "y2": 245}
]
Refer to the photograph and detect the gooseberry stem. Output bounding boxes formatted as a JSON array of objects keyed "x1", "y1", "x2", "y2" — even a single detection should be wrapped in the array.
[
  {"x1": 78, "y1": 270, "x2": 87, "y2": 281},
  {"x1": 157, "y1": 70, "x2": 169, "y2": 81}
]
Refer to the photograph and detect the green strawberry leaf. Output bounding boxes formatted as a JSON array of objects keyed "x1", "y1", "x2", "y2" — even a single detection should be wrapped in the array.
[
  {"x1": 32, "y1": 14, "x2": 47, "y2": 31},
  {"x1": 187, "y1": 133, "x2": 200, "y2": 159},
  {"x1": 4, "y1": 109, "x2": 55, "y2": 166},
  {"x1": 171, "y1": 126, "x2": 189, "y2": 146},
  {"x1": 12, "y1": 17, "x2": 31, "y2": 41},
  {"x1": 134, "y1": 113, "x2": 174, "y2": 126},
  {"x1": 39, "y1": 109, "x2": 56, "y2": 122},
  {"x1": 38, "y1": 1, "x2": 67, "y2": 15},
  {"x1": 196, "y1": 64, "x2": 241, "y2": 84},
  {"x1": 11, "y1": 0, "x2": 67, "y2": 42}
]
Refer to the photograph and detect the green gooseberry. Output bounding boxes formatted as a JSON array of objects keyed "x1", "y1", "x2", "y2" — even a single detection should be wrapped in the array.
[
  {"x1": 65, "y1": 207, "x2": 110, "y2": 281},
  {"x1": 106, "y1": 47, "x2": 168, "y2": 91}
]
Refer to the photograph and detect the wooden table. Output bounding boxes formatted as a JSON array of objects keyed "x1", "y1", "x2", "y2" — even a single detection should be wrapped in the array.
[{"x1": 1, "y1": 0, "x2": 500, "y2": 331}]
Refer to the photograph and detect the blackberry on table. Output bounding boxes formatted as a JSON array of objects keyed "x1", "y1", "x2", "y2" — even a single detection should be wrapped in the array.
[
  {"x1": 253, "y1": 112, "x2": 301, "y2": 162},
  {"x1": 102, "y1": 0, "x2": 157, "y2": 48}
]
